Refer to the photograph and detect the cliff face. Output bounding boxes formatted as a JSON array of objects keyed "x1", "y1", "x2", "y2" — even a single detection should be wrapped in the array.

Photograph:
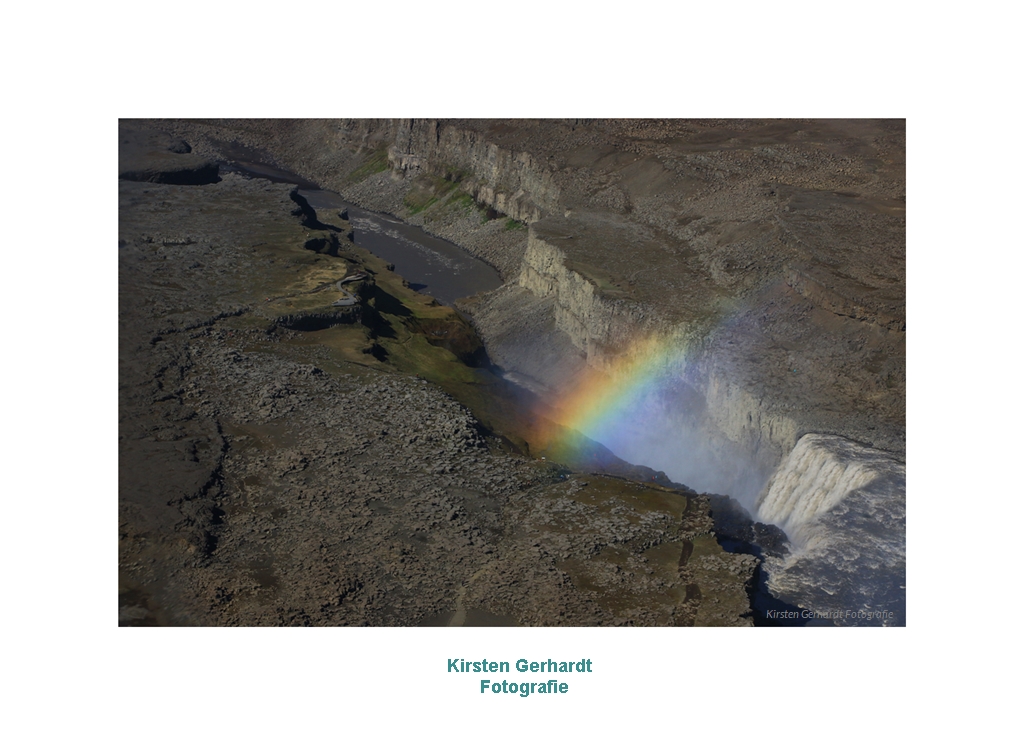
[
  {"x1": 518, "y1": 230, "x2": 650, "y2": 370},
  {"x1": 382, "y1": 119, "x2": 560, "y2": 224},
  {"x1": 507, "y1": 223, "x2": 833, "y2": 505}
]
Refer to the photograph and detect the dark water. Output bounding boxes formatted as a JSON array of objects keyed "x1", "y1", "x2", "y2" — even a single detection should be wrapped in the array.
[
  {"x1": 299, "y1": 189, "x2": 502, "y2": 305},
  {"x1": 223, "y1": 161, "x2": 502, "y2": 305}
]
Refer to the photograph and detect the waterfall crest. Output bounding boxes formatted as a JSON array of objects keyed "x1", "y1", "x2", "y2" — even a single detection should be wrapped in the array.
[{"x1": 756, "y1": 434, "x2": 906, "y2": 625}]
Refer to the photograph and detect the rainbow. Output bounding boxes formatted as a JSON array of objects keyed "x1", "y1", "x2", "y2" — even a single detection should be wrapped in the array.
[{"x1": 536, "y1": 332, "x2": 691, "y2": 460}]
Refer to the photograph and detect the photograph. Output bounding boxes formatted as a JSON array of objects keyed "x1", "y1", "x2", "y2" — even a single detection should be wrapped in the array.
[
  {"x1": 13, "y1": 1, "x2": 1024, "y2": 737},
  {"x1": 118, "y1": 118, "x2": 906, "y2": 628}
]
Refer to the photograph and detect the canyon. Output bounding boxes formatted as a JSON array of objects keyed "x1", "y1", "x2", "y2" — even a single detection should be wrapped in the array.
[{"x1": 119, "y1": 119, "x2": 905, "y2": 625}]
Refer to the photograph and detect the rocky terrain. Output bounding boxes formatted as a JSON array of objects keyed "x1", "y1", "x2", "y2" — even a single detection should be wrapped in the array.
[
  {"x1": 121, "y1": 118, "x2": 905, "y2": 625},
  {"x1": 118, "y1": 123, "x2": 763, "y2": 626}
]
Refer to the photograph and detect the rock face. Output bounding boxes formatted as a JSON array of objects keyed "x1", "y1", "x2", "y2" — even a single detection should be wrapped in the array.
[
  {"x1": 518, "y1": 226, "x2": 653, "y2": 371},
  {"x1": 133, "y1": 118, "x2": 906, "y2": 623},
  {"x1": 383, "y1": 119, "x2": 559, "y2": 224}
]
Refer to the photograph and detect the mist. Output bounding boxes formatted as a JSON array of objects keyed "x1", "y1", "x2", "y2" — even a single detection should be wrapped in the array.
[{"x1": 573, "y1": 365, "x2": 773, "y2": 512}]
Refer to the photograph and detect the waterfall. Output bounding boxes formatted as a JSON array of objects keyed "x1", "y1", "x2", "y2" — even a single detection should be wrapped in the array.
[
  {"x1": 756, "y1": 434, "x2": 906, "y2": 625},
  {"x1": 758, "y1": 434, "x2": 878, "y2": 545}
]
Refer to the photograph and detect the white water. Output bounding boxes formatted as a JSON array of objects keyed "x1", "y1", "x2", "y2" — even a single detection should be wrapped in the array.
[
  {"x1": 758, "y1": 434, "x2": 879, "y2": 545},
  {"x1": 756, "y1": 434, "x2": 906, "y2": 625}
]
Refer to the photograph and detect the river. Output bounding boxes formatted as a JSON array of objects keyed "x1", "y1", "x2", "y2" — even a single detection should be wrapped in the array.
[{"x1": 223, "y1": 160, "x2": 502, "y2": 305}]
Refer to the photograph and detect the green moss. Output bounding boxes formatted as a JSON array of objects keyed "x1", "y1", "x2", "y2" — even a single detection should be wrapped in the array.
[
  {"x1": 404, "y1": 194, "x2": 437, "y2": 215},
  {"x1": 348, "y1": 148, "x2": 390, "y2": 182},
  {"x1": 378, "y1": 332, "x2": 479, "y2": 385},
  {"x1": 504, "y1": 218, "x2": 526, "y2": 231},
  {"x1": 442, "y1": 191, "x2": 492, "y2": 224},
  {"x1": 405, "y1": 175, "x2": 463, "y2": 215},
  {"x1": 445, "y1": 192, "x2": 474, "y2": 209}
]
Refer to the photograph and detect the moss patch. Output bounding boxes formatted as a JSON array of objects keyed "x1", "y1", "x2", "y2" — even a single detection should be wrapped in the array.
[
  {"x1": 347, "y1": 148, "x2": 390, "y2": 183},
  {"x1": 404, "y1": 174, "x2": 462, "y2": 215}
]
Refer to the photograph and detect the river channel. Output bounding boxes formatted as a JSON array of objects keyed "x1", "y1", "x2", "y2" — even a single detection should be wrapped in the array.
[{"x1": 223, "y1": 160, "x2": 503, "y2": 305}]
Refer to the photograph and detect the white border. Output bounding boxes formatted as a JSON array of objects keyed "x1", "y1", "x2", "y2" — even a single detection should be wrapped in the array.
[{"x1": 9, "y1": 0, "x2": 1016, "y2": 739}]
